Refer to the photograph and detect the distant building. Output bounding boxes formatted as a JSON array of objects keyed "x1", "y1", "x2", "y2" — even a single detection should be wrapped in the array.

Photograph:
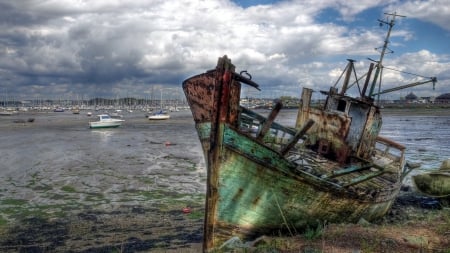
[
  {"x1": 405, "y1": 92, "x2": 418, "y2": 103},
  {"x1": 419, "y1": 96, "x2": 434, "y2": 103},
  {"x1": 435, "y1": 93, "x2": 450, "y2": 104}
]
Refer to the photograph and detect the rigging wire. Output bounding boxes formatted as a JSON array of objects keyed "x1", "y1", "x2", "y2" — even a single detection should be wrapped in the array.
[{"x1": 383, "y1": 65, "x2": 434, "y2": 79}]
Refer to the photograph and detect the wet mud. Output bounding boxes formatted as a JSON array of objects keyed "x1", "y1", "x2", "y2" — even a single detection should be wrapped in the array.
[
  {"x1": 0, "y1": 206, "x2": 203, "y2": 252},
  {"x1": 0, "y1": 110, "x2": 205, "y2": 252},
  {"x1": 383, "y1": 186, "x2": 449, "y2": 224}
]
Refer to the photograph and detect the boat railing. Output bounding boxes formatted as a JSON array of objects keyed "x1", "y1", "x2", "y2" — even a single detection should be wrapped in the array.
[
  {"x1": 374, "y1": 136, "x2": 405, "y2": 161},
  {"x1": 239, "y1": 107, "x2": 309, "y2": 152},
  {"x1": 373, "y1": 136, "x2": 407, "y2": 176}
]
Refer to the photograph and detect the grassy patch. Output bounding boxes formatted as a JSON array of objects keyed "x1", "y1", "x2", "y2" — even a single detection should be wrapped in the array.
[
  {"x1": 136, "y1": 190, "x2": 164, "y2": 200},
  {"x1": 163, "y1": 155, "x2": 198, "y2": 171},
  {"x1": 139, "y1": 177, "x2": 156, "y2": 185},
  {"x1": 1, "y1": 198, "x2": 28, "y2": 206},
  {"x1": 85, "y1": 192, "x2": 106, "y2": 202},
  {"x1": 360, "y1": 238, "x2": 377, "y2": 253},
  {"x1": 0, "y1": 216, "x2": 8, "y2": 226},
  {"x1": 61, "y1": 185, "x2": 77, "y2": 193},
  {"x1": 0, "y1": 203, "x2": 68, "y2": 222},
  {"x1": 304, "y1": 223, "x2": 324, "y2": 240},
  {"x1": 186, "y1": 209, "x2": 203, "y2": 220}
]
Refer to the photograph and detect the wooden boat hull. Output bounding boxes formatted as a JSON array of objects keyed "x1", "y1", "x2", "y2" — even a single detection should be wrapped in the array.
[
  {"x1": 413, "y1": 171, "x2": 450, "y2": 197},
  {"x1": 201, "y1": 123, "x2": 399, "y2": 242},
  {"x1": 183, "y1": 56, "x2": 406, "y2": 251}
]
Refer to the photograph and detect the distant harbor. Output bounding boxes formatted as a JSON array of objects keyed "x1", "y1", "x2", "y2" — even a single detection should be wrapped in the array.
[{"x1": 1, "y1": 92, "x2": 449, "y2": 114}]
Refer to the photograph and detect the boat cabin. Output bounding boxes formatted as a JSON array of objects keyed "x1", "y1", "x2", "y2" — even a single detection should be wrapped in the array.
[
  {"x1": 98, "y1": 114, "x2": 112, "y2": 121},
  {"x1": 296, "y1": 87, "x2": 381, "y2": 163}
]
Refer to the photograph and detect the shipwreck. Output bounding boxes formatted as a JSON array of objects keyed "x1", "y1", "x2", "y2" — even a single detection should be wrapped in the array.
[{"x1": 182, "y1": 13, "x2": 437, "y2": 251}]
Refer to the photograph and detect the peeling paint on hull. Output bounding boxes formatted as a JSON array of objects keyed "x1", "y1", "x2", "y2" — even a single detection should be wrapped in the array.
[{"x1": 183, "y1": 56, "x2": 408, "y2": 252}]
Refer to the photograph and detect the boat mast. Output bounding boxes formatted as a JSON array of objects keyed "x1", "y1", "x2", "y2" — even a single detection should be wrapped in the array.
[{"x1": 368, "y1": 12, "x2": 406, "y2": 98}]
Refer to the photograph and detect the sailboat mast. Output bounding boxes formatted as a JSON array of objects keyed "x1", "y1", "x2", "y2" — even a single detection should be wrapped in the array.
[{"x1": 368, "y1": 12, "x2": 406, "y2": 98}]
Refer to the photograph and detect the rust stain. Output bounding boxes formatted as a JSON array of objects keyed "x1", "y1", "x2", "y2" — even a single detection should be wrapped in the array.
[
  {"x1": 252, "y1": 196, "x2": 260, "y2": 208},
  {"x1": 232, "y1": 188, "x2": 244, "y2": 201}
]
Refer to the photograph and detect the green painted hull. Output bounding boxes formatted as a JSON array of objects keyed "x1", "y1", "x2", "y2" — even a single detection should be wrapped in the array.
[
  {"x1": 207, "y1": 123, "x2": 399, "y2": 244},
  {"x1": 183, "y1": 56, "x2": 407, "y2": 251},
  {"x1": 413, "y1": 171, "x2": 450, "y2": 197}
]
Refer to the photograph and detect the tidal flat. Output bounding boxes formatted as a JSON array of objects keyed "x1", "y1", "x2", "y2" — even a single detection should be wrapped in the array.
[
  {"x1": 0, "y1": 108, "x2": 449, "y2": 252},
  {"x1": 0, "y1": 110, "x2": 205, "y2": 252}
]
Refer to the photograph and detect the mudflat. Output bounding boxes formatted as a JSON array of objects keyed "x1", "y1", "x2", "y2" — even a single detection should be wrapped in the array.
[{"x1": 0, "y1": 110, "x2": 205, "y2": 252}]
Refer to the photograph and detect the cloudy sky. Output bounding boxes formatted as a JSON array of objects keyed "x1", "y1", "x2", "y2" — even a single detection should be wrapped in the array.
[{"x1": 0, "y1": 0, "x2": 449, "y2": 101}]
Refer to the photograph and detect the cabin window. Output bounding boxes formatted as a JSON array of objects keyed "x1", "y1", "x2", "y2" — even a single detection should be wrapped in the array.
[{"x1": 337, "y1": 100, "x2": 347, "y2": 112}]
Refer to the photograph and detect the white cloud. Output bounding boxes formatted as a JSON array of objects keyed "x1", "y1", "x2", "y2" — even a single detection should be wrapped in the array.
[
  {"x1": 0, "y1": 0, "x2": 447, "y2": 99},
  {"x1": 389, "y1": 0, "x2": 450, "y2": 32}
]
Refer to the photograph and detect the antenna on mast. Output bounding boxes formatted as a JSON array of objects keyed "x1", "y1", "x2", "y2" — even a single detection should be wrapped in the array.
[{"x1": 368, "y1": 12, "x2": 406, "y2": 100}]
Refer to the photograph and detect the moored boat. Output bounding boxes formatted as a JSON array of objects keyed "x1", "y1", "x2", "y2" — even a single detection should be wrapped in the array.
[
  {"x1": 72, "y1": 107, "x2": 80, "y2": 114},
  {"x1": 148, "y1": 110, "x2": 170, "y2": 120},
  {"x1": 413, "y1": 171, "x2": 450, "y2": 198},
  {"x1": 89, "y1": 114, "x2": 124, "y2": 128},
  {"x1": 0, "y1": 110, "x2": 14, "y2": 116},
  {"x1": 182, "y1": 13, "x2": 437, "y2": 251},
  {"x1": 413, "y1": 159, "x2": 450, "y2": 197},
  {"x1": 110, "y1": 110, "x2": 123, "y2": 119}
]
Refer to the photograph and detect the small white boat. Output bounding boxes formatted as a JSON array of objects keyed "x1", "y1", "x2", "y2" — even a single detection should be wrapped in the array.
[
  {"x1": 148, "y1": 110, "x2": 170, "y2": 120},
  {"x1": 0, "y1": 111, "x2": 14, "y2": 116},
  {"x1": 89, "y1": 114, "x2": 124, "y2": 128},
  {"x1": 109, "y1": 109, "x2": 123, "y2": 118}
]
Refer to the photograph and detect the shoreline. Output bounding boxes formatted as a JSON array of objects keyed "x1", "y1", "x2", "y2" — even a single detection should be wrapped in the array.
[{"x1": 381, "y1": 104, "x2": 450, "y2": 116}]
